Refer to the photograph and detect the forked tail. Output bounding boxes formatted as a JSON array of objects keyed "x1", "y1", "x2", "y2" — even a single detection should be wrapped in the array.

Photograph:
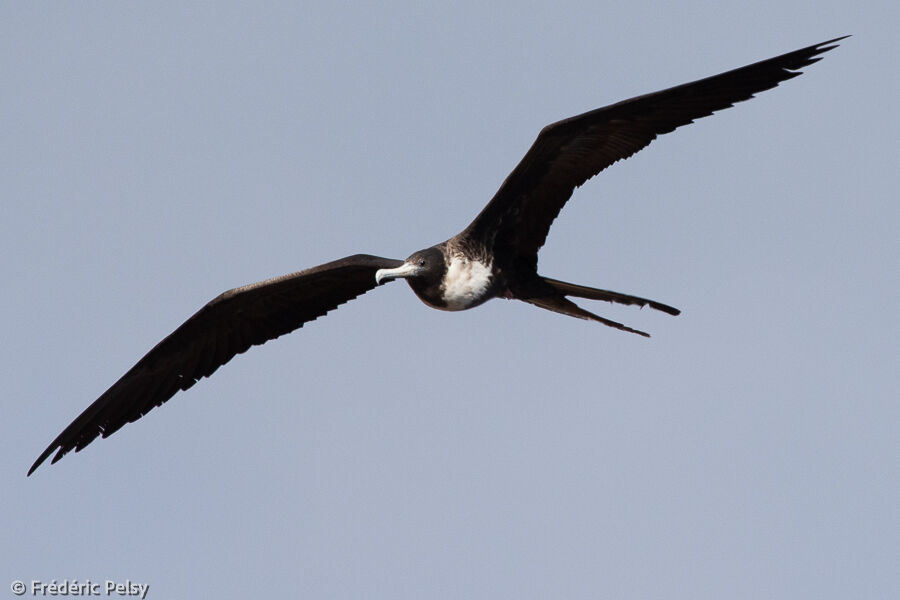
[
  {"x1": 543, "y1": 277, "x2": 680, "y2": 315},
  {"x1": 520, "y1": 276, "x2": 680, "y2": 337}
]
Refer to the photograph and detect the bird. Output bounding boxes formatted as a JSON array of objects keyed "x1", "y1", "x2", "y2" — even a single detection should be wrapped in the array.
[{"x1": 28, "y1": 36, "x2": 846, "y2": 476}]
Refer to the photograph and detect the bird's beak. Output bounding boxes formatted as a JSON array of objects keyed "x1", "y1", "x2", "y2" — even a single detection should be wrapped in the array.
[{"x1": 375, "y1": 262, "x2": 421, "y2": 285}]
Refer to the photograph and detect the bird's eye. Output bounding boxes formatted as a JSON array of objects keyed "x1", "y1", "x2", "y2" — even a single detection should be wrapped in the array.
[{"x1": 418, "y1": 259, "x2": 426, "y2": 267}]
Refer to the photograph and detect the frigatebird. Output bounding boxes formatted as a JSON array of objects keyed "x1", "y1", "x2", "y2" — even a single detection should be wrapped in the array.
[{"x1": 29, "y1": 37, "x2": 846, "y2": 475}]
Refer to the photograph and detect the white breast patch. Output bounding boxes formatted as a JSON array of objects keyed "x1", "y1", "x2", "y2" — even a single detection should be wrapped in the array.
[{"x1": 441, "y1": 256, "x2": 493, "y2": 310}]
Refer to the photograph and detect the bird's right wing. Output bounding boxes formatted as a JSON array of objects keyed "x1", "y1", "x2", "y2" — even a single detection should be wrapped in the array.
[{"x1": 28, "y1": 253, "x2": 403, "y2": 475}]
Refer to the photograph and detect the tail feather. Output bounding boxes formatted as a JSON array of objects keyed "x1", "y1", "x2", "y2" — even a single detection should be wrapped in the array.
[
  {"x1": 542, "y1": 277, "x2": 680, "y2": 316},
  {"x1": 522, "y1": 295, "x2": 651, "y2": 337},
  {"x1": 517, "y1": 275, "x2": 680, "y2": 337}
]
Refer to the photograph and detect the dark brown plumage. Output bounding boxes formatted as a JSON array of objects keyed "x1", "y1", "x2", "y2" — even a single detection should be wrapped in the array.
[
  {"x1": 464, "y1": 36, "x2": 848, "y2": 258},
  {"x1": 29, "y1": 37, "x2": 845, "y2": 476},
  {"x1": 29, "y1": 255, "x2": 402, "y2": 474}
]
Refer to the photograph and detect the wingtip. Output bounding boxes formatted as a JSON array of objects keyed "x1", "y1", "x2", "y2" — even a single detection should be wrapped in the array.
[
  {"x1": 779, "y1": 35, "x2": 849, "y2": 73},
  {"x1": 27, "y1": 453, "x2": 48, "y2": 477},
  {"x1": 27, "y1": 457, "x2": 43, "y2": 477},
  {"x1": 813, "y1": 35, "x2": 851, "y2": 53},
  {"x1": 817, "y1": 33, "x2": 853, "y2": 51},
  {"x1": 823, "y1": 34, "x2": 852, "y2": 44},
  {"x1": 27, "y1": 444, "x2": 61, "y2": 477}
]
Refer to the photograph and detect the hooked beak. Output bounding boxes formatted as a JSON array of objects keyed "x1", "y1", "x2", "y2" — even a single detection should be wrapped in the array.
[{"x1": 375, "y1": 262, "x2": 422, "y2": 285}]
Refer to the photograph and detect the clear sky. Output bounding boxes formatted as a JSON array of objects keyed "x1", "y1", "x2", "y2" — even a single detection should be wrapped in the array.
[{"x1": 3, "y1": 2, "x2": 897, "y2": 599}]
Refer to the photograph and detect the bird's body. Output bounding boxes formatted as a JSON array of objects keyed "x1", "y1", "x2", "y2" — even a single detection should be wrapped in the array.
[
  {"x1": 29, "y1": 36, "x2": 846, "y2": 475},
  {"x1": 431, "y1": 252, "x2": 495, "y2": 311},
  {"x1": 378, "y1": 241, "x2": 495, "y2": 311}
]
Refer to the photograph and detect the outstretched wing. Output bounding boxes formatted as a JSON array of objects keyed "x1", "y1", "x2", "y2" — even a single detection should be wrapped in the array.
[
  {"x1": 463, "y1": 36, "x2": 847, "y2": 258},
  {"x1": 29, "y1": 253, "x2": 402, "y2": 475}
]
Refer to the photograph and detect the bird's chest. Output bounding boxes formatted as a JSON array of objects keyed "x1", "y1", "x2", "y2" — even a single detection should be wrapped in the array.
[{"x1": 440, "y1": 256, "x2": 495, "y2": 311}]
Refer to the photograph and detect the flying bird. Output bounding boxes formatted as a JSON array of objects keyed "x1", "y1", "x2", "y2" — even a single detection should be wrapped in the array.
[{"x1": 29, "y1": 36, "x2": 846, "y2": 475}]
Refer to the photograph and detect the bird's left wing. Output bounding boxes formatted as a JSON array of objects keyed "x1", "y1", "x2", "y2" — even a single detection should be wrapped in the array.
[
  {"x1": 463, "y1": 36, "x2": 847, "y2": 258},
  {"x1": 28, "y1": 254, "x2": 403, "y2": 475}
]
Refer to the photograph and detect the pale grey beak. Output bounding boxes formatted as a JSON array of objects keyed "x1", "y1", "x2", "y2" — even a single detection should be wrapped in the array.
[{"x1": 375, "y1": 262, "x2": 421, "y2": 285}]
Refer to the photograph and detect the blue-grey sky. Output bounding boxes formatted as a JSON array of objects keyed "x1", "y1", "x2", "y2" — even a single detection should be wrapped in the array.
[{"x1": 3, "y1": 3, "x2": 897, "y2": 599}]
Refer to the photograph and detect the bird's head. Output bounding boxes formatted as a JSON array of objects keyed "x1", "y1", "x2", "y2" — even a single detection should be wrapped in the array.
[
  {"x1": 375, "y1": 246, "x2": 444, "y2": 285},
  {"x1": 375, "y1": 246, "x2": 450, "y2": 309}
]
